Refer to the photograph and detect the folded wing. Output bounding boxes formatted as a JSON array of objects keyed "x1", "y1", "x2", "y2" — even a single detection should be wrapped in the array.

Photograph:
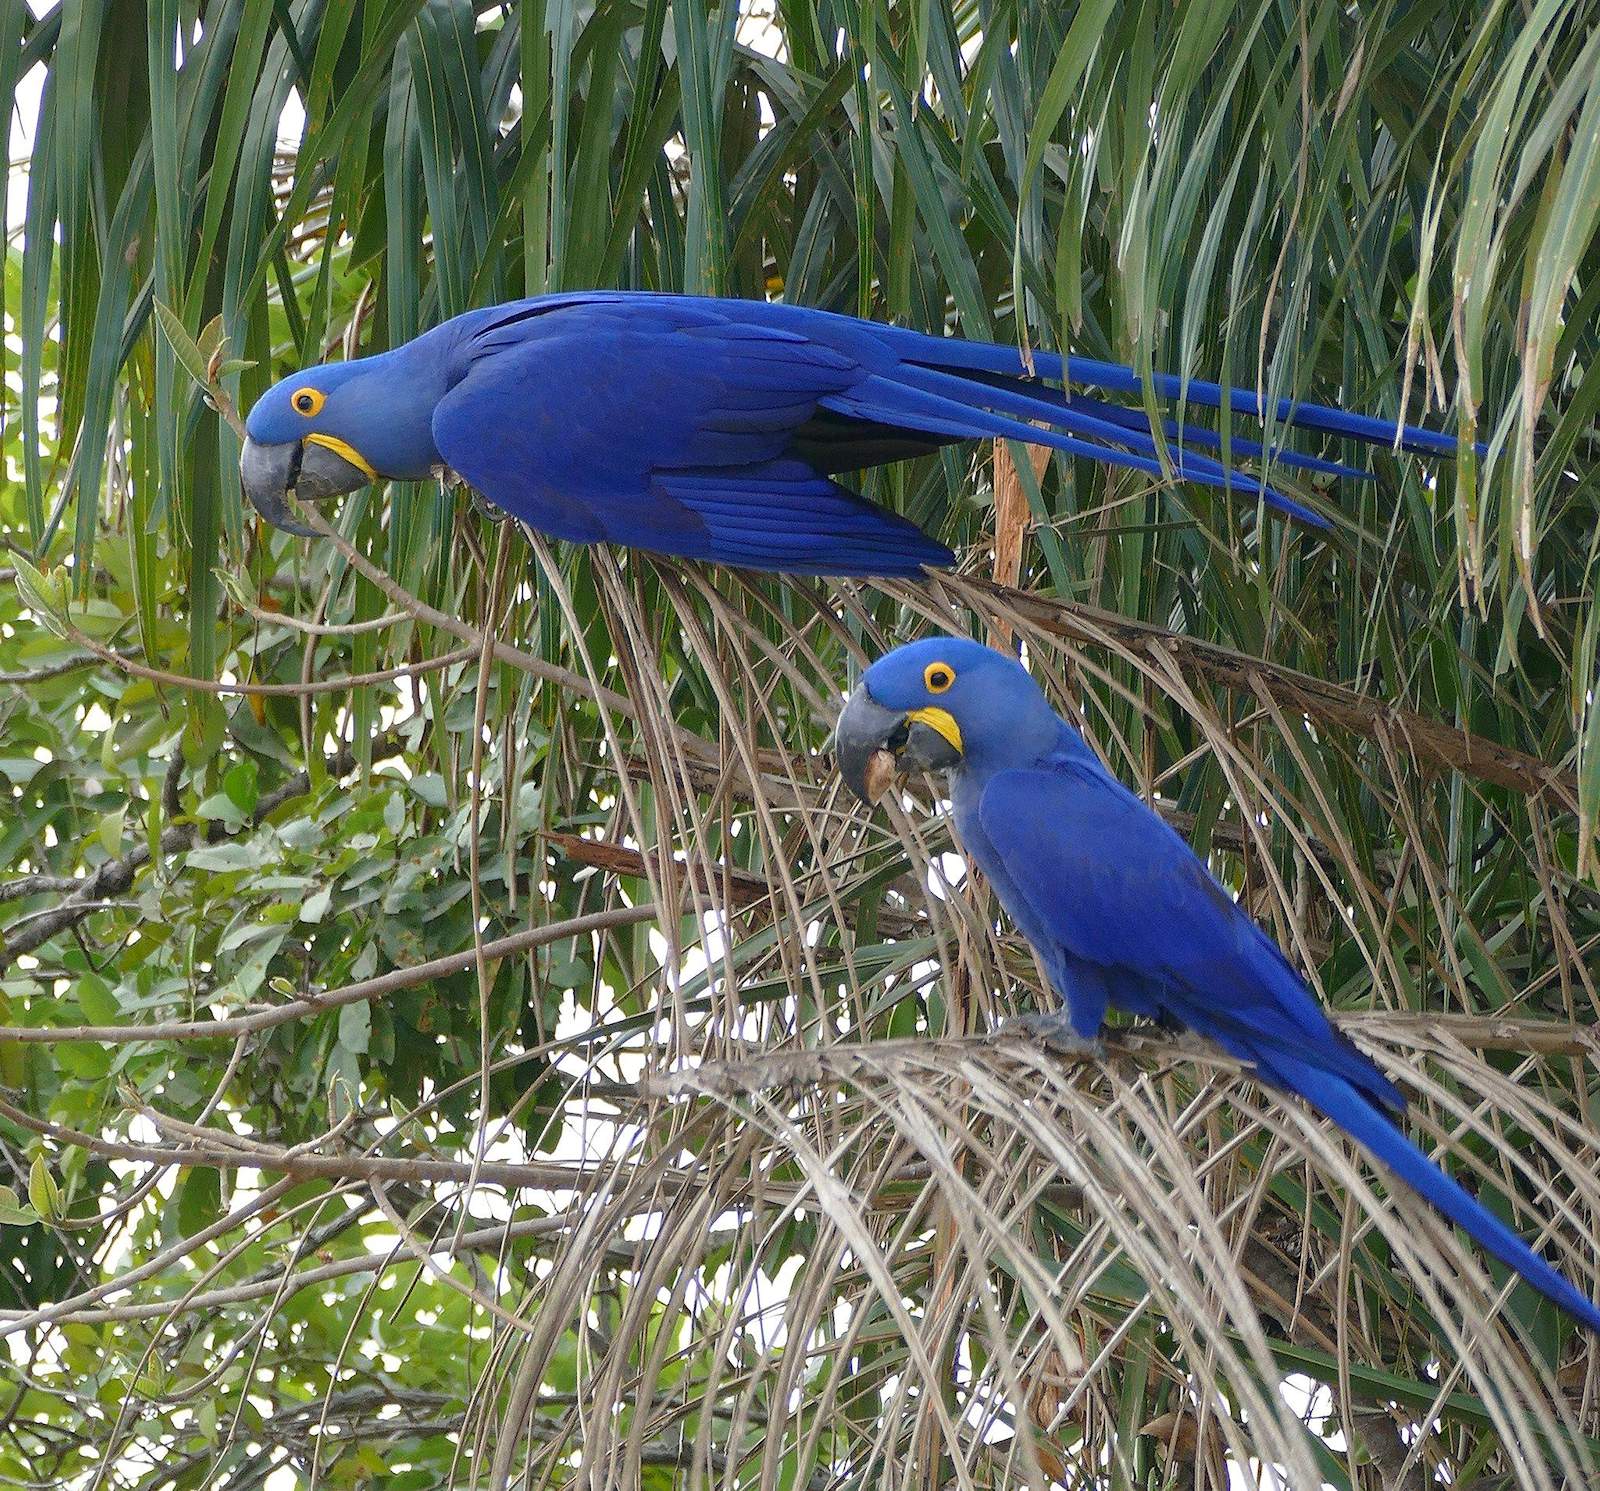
[
  {"x1": 973, "y1": 759, "x2": 1403, "y2": 1110},
  {"x1": 431, "y1": 299, "x2": 953, "y2": 577}
]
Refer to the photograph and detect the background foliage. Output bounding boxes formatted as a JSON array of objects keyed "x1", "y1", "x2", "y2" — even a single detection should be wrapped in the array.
[{"x1": 4, "y1": 0, "x2": 1600, "y2": 1486}]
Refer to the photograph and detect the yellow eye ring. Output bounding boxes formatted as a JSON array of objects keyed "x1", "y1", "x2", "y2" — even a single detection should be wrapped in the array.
[
  {"x1": 923, "y1": 662, "x2": 955, "y2": 694},
  {"x1": 290, "y1": 386, "x2": 326, "y2": 417}
]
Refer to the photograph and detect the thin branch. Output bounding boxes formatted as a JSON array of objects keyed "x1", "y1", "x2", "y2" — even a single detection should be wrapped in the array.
[
  {"x1": 543, "y1": 828, "x2": 923, "y2": 935},
  {"x1": 640, "y1": 1016, "x2": 1599, "y2": 1101},
  {"x1": 60, "y1": 624, "x2": 478, "y2": 695},
  {"x1": 950, "y1": 576, "x2": 1577, "y2": 803},
  {"x1": 232, "y1": 596, "x2": 416, "y2": 636},
  {"x1": 0, "y1": 904, "x2": 656, "y2": 1043},
  {"x1": 1341, "y1": 1009, "x2": 1600, "y2": 1057},
  {"x1": 0, "y1": 655, "x2": 98, "y2": 686},
  {"x1": 0, "y1": 1214, "x2": 579, "y2": 1329},
  {"x1": 0, "y1": 1177, "x2": 297, "y2": 1339},
  {"x1": 0, "y1": 874, "x2": 84, "y2": 905},
  {"x1": 0, "y1": 1091, "x2": 648, "y2": 1192}
]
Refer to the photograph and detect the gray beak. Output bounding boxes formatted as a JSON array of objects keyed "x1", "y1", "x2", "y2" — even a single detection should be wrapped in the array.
[
  {"x1": 834, "y1": 682, "x2": 963, "y2": 806},
  {"x1": 239, "y1": 436, "x2": 372, "y2": 536}
]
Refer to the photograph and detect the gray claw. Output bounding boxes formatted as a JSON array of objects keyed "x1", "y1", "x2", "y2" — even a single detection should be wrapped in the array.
[
  {"x1": 1002, "y1": 1010, "x2": 1106, "y2": 1060},
  {"x1": 469, "y1": 486, "x2": 510, "y2": 523}
]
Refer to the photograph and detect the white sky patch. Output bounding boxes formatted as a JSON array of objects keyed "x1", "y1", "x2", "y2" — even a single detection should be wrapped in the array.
[
  {"x1": 6, "y1": 60, "x2": 44, "y2": 226},
  {"x1": 924, "y1": 849, "x2": 966, "y2": 901},
  {"x1": 279, "y1": 88, "x2": 305, "y2": 148}
]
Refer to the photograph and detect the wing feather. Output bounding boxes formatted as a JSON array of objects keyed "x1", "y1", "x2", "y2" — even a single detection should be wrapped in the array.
[
  {"x1": 974, "y1": 762, "x2": 1402, "y2": 1110},
  {"x1": 430, "y1": 303, "x2": 952, "y2": 574}
]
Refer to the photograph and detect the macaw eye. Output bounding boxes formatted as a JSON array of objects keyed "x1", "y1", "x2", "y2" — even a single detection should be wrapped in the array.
[
  {"x1": 291, "y1": 387, "x2": 325, "y2": 417},
  {"x1": 923, "y1": 662, "x2": 954, "y2": 694}
]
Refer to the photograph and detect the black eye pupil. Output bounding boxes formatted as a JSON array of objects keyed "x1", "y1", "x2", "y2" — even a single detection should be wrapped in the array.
[
  {"x1": 296, "y1": 394, "x2": 313, "y2": 411},
  {"x1": 932, "y1": 671, "x2": 949, "y2": 688}
]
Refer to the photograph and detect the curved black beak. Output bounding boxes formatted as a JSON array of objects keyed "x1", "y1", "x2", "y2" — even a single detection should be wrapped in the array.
[
  {"x1": 239, "y1": 436, "x2": 372, "y2": 536},
  {"x1": 834, "y1": 682, "x2": 963, "y2": 806}
]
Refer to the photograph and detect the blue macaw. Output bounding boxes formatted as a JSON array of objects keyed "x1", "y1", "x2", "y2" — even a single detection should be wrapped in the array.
[
  {"x1": 240, "y1": 292, "x2": 1465, "y2": 577},
  {"x1": 835, "y1": 636, "x2": 1600, "y2": 1334}
]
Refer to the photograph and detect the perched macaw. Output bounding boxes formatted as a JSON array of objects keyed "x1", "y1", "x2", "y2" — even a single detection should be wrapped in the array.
[
  {"x1": 240, "y1": 292, "x2": 1464, "y2": 578},
  {"x1": 835, "y1": 636, "x2": 1600, "y2": 1334}
]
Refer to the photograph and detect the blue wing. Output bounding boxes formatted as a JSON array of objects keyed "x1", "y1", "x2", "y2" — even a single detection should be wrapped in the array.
[
  {"x1": 973, "y1": 760, "x2": 1600, "y2": 1334},
  {"x1": 971, "y1": 760, "x2": 1401, "y2": 1109},
  {"x1": 431, "y1": 298, "x2": 952, "y2": 577}
]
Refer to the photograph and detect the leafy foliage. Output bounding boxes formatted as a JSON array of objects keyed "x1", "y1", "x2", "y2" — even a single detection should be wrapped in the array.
[{"x1": 3, "y1": 2, "x2": 1599, "y2": 1488}]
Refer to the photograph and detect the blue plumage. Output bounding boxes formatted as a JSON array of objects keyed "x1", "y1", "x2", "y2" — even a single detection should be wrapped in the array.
[
  {"x1": 835, "y1": 637, "x2": 1600, "y2": 1334},
  {"x1": 241, "y1": 292, "x2": 1466, "y2": 576}
]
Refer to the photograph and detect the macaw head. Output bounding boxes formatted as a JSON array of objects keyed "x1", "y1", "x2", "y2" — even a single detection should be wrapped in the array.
[
  {"x1": 240, "y1": 349, "x2": 445, "y2": 535},
  {"x1": 834, "y1": 635, "x2": 1060, "y2": 804}
]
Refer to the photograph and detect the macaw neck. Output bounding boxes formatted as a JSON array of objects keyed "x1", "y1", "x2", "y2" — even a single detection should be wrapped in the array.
[
  {"x1": 972, "y1": 709, "x2": 1087, "y2": 775},
  {"x1": 950, "y1": 709, "x2": 1095, "y2": 814},
  {"x1": 332, "y1": 330, "x2": 464, "y2": 480}
]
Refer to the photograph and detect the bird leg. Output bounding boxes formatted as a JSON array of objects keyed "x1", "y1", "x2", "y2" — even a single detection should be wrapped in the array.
[
  {"x1": 1000, "y1": 1008, "x2": 1106, "y2": 1060},
  {"x1": 1124, "y1": 1013, "x2": 1183, "y2": 1041},
  {"x1": 452, "y1": 471, "x2": 509, "y2": 524}
]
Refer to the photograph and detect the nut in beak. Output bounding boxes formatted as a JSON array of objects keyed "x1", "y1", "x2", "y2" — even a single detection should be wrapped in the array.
[{"x1": 861, "y1": 748, "x2": 898, "y2": 805}]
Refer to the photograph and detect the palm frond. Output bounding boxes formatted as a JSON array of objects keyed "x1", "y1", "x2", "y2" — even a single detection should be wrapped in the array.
[{"x1": 4, "y1": 2, "x2": 1599, "y2": 1487}]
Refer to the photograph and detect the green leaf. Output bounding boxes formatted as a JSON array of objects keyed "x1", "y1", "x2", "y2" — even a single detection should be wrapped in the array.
[
  {"x1": 74, "y1": 975, "x2": 121, "y2": 1025},
  {"x1": 338, "y1": 1000, "x2": 371, "y2": 1056},
  {"x1": 97, "y1": 806, "x2": 126, "y2": 857},
  {"x1": 300, "y1": 885, "x2": 333, "y2": 923},
  {"x1": 177, "y1": 1168, "x2": 222, "y2": 1237},
  {"x1": 223, "y1": 760, "x2": 260, "y2": 816},
  {"x1": 195, "y1": 792, "x2": 247, "y2": 827},
  {"x1": 10, "y1": 554, "x2": 72, "y2": 640},
  {"x1": 151, "y1": 298, "x2": 214, "y2": 393},
  {"x1": 213, "y1": 566, "x2": 257, "y2": 613},
  {"x1": 408, "y1": 773, "x2": 447, "y2": 808},
  {"x1": 27, "y1": 1158, "x2": 61, "y2": 1224},
  {"x1": 185, "y1": 842, "x2": 271, "y2": 873},
  {"x1": 0, "y1": 1186, "x2": 39, "y2": 1227},
  {"x1": 56, "y1": 1042, "x2": 111, "y2": 1080}
]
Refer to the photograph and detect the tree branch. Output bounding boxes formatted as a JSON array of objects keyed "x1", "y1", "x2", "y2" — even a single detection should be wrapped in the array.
[
  {"x1": 60, "y1": 624, "x2": 478, "y2": 695},
  {"x1": 0, "y1": 655, "x2": 99, "y2": 686},
  {"x1": 952, "y1": 576, "x2": 1576, "y2": 803},
  {"x1": 0, "y1": 903, "x2": 655, "y2": 1043},
  {"x1": 0, "y1": 733, "x2": 408, "y2": 970},
  {"x1": 542, "y1": 828, "x2": 924, "y2": 936}
]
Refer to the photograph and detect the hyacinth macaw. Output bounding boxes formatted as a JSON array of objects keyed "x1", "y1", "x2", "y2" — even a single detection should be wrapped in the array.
[
  {"x1": 240, "y1": 292, "x2": 1464, "y2": 578},
  {"x1": 835, "y1": 636, "x2": 1600, "y2": 1333}
]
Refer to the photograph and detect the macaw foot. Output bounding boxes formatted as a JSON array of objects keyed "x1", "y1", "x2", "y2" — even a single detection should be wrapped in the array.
[
  {"x1": 1001, "y1": 1009, "x2": 1106, "y2": 1061},
  {"x1": 467, "y1": 484, "x2": 511, "y2": 523},
  {"x1": 1127, "y1": 1014, "x2": 1181, "y2": 1041}
]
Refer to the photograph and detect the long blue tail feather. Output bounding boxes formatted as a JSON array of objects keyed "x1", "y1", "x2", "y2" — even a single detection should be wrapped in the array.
[
  {"x1": 1067, "y1": 394, "x2": 1376, "y2": 482},
  {"x1": 1279, "y1": 1059, "x2": 1600, "y2": 1335},
  {"x1": 1064, "y1": 356, "x2": 1463, "y2": 458},
  {"x1": 822, "y1": 373, "x2": 1331, "y2": 527},
  {"x1": 889, "y1": 322, "x2": 1465, "y2": 460}
]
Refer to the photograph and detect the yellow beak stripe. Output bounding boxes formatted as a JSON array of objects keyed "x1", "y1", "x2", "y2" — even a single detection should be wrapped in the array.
[
  {"x1": 305, "y1": 432, "x2": 377, "y2": 482},
  {"x1": 906, "y1": 706, "x2": 962, "y2": 754}
]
